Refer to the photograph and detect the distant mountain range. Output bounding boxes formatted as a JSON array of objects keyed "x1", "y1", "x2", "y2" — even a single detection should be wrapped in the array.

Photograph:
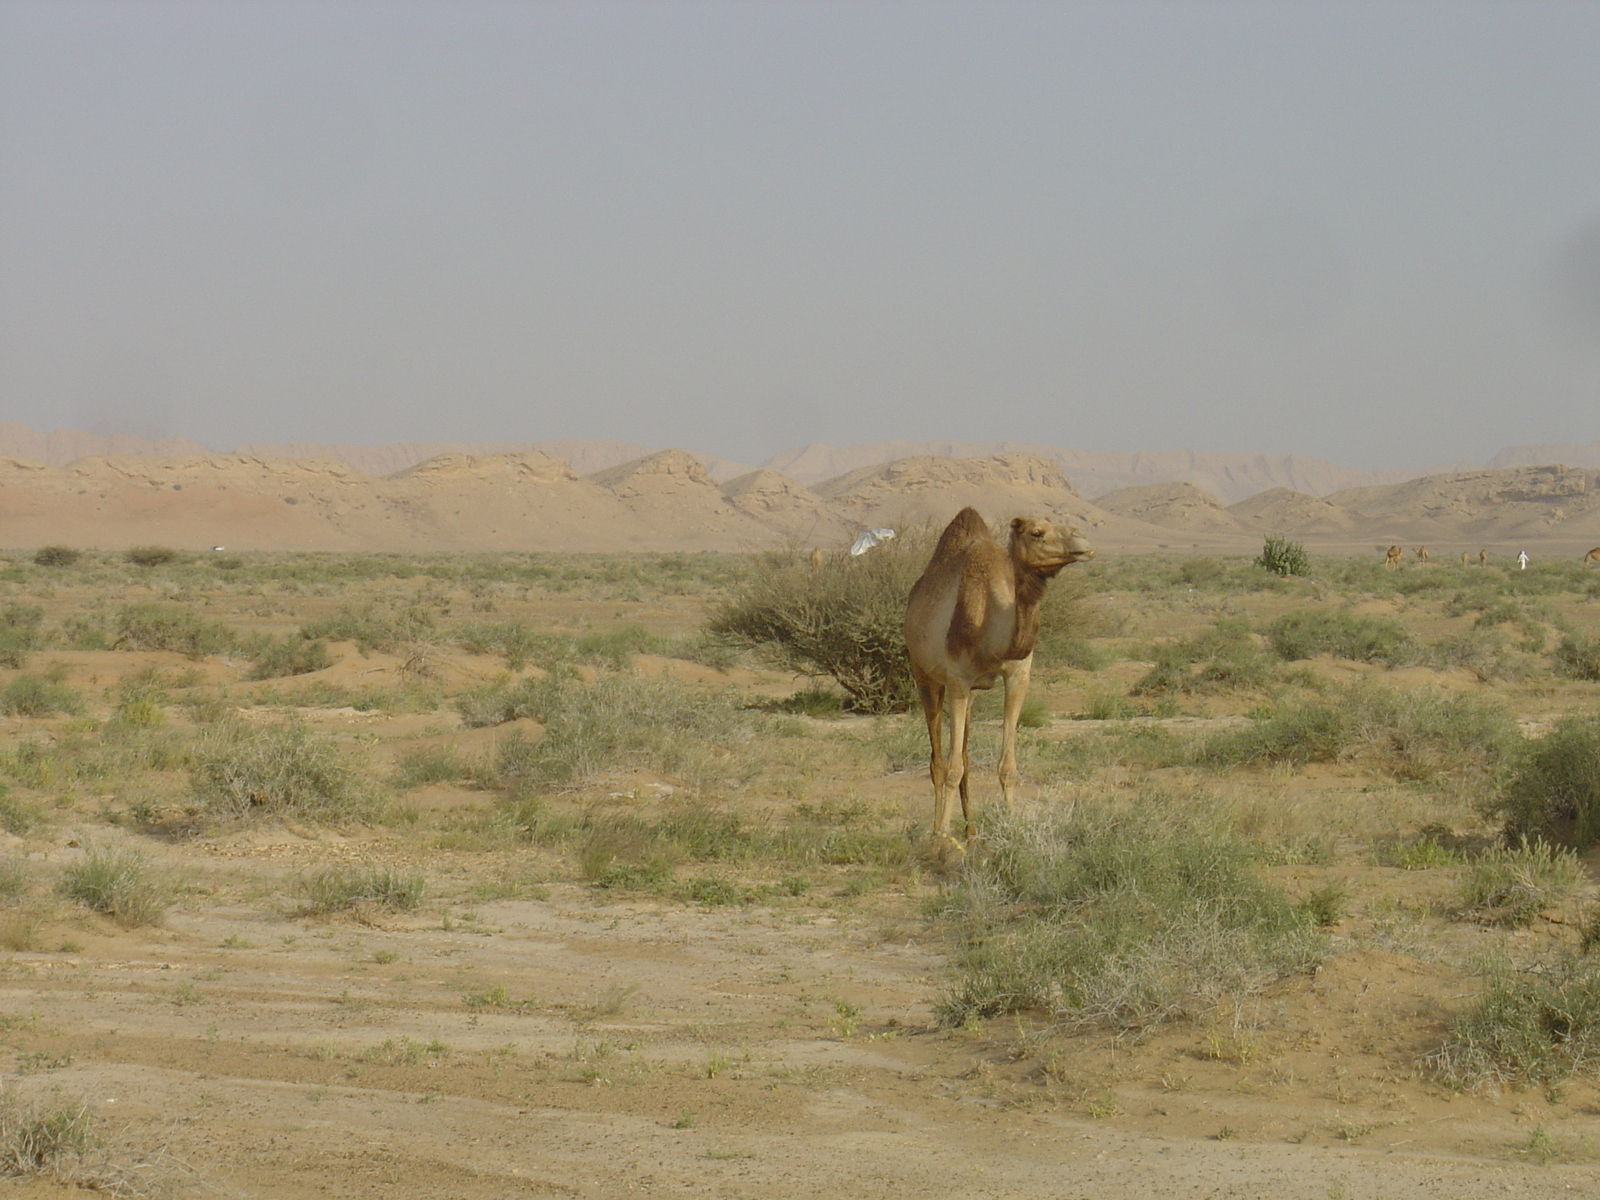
[{"x1": 4, "y1": 420, "x2": 1597, "y2": 505}]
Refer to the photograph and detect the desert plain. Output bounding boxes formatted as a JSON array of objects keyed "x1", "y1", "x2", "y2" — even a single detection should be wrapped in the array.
[{"x1": 1, "y1": 443, "x2": 1600, "y2": 1197}]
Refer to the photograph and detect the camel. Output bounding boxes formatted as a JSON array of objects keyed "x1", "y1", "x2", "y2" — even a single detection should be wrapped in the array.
[
  {"x1": 1586, "y1": 548, "x2": 1600, "y2": 567},
  {"x1": 905, "y1": 507, "x2": 1093, "y2": 855},
  {"x1": 809, "y1": 547, "x2": 824, "y2": 569},
  {"x1": 1479, "y1": 548, "x2": 1488, "y2": 566},
  {"x1": 1415, "y1": 546, "x2": 1429, "y2": 563},
  {"x1": 1384, "y1": 545, "x2": 1402, "y2": 569},
  {"x1": 1460, "y1": 551, "x2": 1469, "y2": 565}
]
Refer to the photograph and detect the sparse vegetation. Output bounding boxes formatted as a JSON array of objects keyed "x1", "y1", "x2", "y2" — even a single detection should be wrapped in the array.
[
  {"x1": 296, "y1": 866, "x2": 425, "y2": 914},
  {"x1": 0, "y1": 544, "x2": 1594, "y2": 1183},
  {"x1": 57, "y1": 842, "x2": 173, "y2": 927},
  {"x1": 189, "y1": 720, "x2": 375, "y2": 821},
  {"x1": 1489, "y1": 712, "x2": 1600, "y2": 848},
  {"x1": 937, "y1": 799, "x2": 1326, "y2": 1031}
]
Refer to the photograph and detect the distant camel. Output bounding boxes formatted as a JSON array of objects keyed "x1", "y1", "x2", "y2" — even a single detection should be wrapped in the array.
[
  {"x1": 1384, "y1": 545, "x2": 1402, "y2": 570},
  {"x1": 809, "y1": 547, "x2": 823, "y2": 569},
  {"x1": 1415, "y1": 546, "x2": 1429, "y2": 563},
  {"x1": 905, "y1": 507, "x2": 1093, "y2": 856},
  {"x1": 1461, "y1": 551, "x2": 1469, "y2": 565},
  {"x1": 1586, "y1": 548, "x2": 1600, "y2": 567},
  {"x1": 1479, "y1": 548, "x2": 1488, "y2": 566}
]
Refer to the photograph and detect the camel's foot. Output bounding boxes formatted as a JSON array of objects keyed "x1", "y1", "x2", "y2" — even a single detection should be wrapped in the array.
[
  {"x1": 964, "y1": 822, "x2": 978, "y2": 843},
  {"x1": 922, "y1": 832, "x2": 968, "y2": 873}
]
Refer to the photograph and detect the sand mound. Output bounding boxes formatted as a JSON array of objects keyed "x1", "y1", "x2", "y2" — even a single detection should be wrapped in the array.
[
  {"x1": 586, "y1": 450, "x2": 777, "y2": 547},
  {"x1": 720, "y1": 469, "x2": 851, "y2": 542},
  {"x1": 1327, "y1": 465, "x2": 1600, "y2": 540},
  {"x1": 1093, "y1": 481, "x2": 1243, "y2": 532},
  {"x1": 815, "y1": 453, "x2": 1095, "y2": 527},
  {"x1": 1228, "y1": 487, "x2": 1359, "y2": 535}
]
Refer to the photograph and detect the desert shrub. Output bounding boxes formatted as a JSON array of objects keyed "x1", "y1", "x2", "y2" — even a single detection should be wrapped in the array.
[
  {"x1": 1133, "y1": 618, "x2": 1276, "y2": 695},
  {"x1": 1553, "y1": 635, "x2": 1600, "y2": 682},
  {"x1": 248, "y1": 635, "x2": 332, "y2": 680},
  {"x1": 474, "y1": 672, "x2": 748, "y2": 790},
  {"x1": 708, "y1": 539, "x2": 928, "y2": 713},
  {"x1": 1413, "y1": 629, "x2": 1528, "y2": 682},
  {"x1": 1255, "y1": 534, "x2": 1311, "y2": 577},
  {"x1": 124, "y1": 544, "x2": 179, "y2": 567},
  {"x1": 0, "y1": 852, "x2": 27, "y2": 898},
  {"x1": 300, "y1": 603, "x2": 436, "y2": 653},
  {"x1": 1490, "y1": 713, "x2": 1600, "y2": 848},
  {"x1": 0, "y1": 1088, "x2": 100, "y2": 1180},
  {"x1": 189, "y1": 720, "x2": 375, "y2": 821},
  {"x1": 1266, "y1": 609, "x2": 1413, "y2": 664},
  {"x1": 392, "y1": 744, "x2": 475, "y2": 789},
  {"x1": 1457, "y1": 840, "x2": 1583, "y2": 926},
  {"x1": 57, "y1": 842, "x2": 172, "y2": 927},
  {"x1": 454, "y1": 621, "x2": 545, "y2": 670},
  {"x1": 297, "y1": 865, "x2": 425, "y2": 914},
  {"x1": 0, "y1": 604, "x2": 44, "y2": 669},
  {"x1": 60, "y1": 612, "x2": 109, "y2": 651},
  {"x1": 937, "y1": 798, "x2": 1325, "y2": 1031},
  {"x1": 113, "y1": 603, "x2": 235, "y2": 658},
  {"x1": 1193, "y1": 682, "x2": 1517, "y2": 779},
  {"x1": 31, "y1": 545, "x2": 81, "y2": 568},
  {"x1": 0, "y1": 675, "x2": 83, "y2": 718},
  {"x1": 1432, "y1": 954, "x2": 1600, "y2": 1087}
]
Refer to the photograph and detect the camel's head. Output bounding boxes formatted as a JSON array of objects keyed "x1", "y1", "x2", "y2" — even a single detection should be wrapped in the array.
[{"x1": 1010, "y1": 516, "x2": 1093, "y2": 577}]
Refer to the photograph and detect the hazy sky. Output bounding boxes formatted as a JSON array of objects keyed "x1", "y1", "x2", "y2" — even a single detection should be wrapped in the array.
[{"x1": 2, "y1": 1, "x2": 1598, "y2": 468}]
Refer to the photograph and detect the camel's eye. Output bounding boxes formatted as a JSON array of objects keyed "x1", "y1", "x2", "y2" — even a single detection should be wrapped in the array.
[{"x1": 1030, "y1": 530, "x2": 1043, "y2": 539}]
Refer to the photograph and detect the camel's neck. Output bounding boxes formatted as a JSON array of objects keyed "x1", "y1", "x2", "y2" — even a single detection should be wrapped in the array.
[{"x1": 1005, "y1": 561, "x2": 1051, "y2": 659}]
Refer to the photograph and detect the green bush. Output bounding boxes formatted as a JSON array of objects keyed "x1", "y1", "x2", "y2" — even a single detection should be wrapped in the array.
[
  {"x1": 469, "y1": 671, "x2": 748, "y2": 790},
  {"x1": 0, "y1": 676, "x2": 84, "y2": 718},
  {"x1": 1193, "y1": 682, "x2": 1517, "y2": 780},
  {"x1": 1433, "y1": 954, "x2": 1600, "y2": 1087},
  {"x1": 189, "y1": 721, "x2": 375, "y2": 821},
  {"x1": 1457, "y1": 840, "x2": 1582, "y2": 926},
  {"x1": 248, "y1": 635, "x2": 332, "y2": 680},
  {"x1": 297, "y1": 865, "x2": 425, "y2": 914},
  {"x1": 937, "y1": 799, "x2": 1325, "y2": 1031},
  {"x1": 57, "y1": 842, "x2": 172, "y2": 927},
  {"x1": 113, "y1": 604, "x2": 235, "y2": 658},
  {"x1": 1490, "y1": 713, "x2": 1600, "y2": 848},
  {"x1": 1133, "y1": 619, "x2": 1276, "y2": 695},
  {"x1": 1267, "y1": 609, "x2": 1414, "y2": 664},
  {"x1": 1553, "y1": 635, "x2": 1600, "y2": 682},
  {"x1": 32, "y1": 544, "x2": 81, "y2": 567},
  {"x1": 708, "y1": 539, "x2": 931, "y2": 713},
  {"x1": 1255, "y1": 534, "x2": 1311, "y2": 577},
  {"x1": 300, "y1": 603, "x2": 436, "y2": 653},
  {"x1": 124, "y1": 545, "x2": 179, "y2": 567}
]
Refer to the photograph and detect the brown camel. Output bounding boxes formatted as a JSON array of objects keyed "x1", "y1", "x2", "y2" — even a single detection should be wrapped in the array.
[
  {"x1": 1586, "y1": 548, "x2": 1600, "y2": 567},
  {"x1": 905, "y1": 507, "x2": 1093, "y2": 854},
  {"x1": 1384, "y1": 545, "x2": 1402, "y2": 569},
  {"x1": 1460, "y1": 551, "x2": 1469, "y2": 565},
  {"x1": 808, "y1": 547, "x2": 824, "y2": 569},
  {"x1": 1479, "y1": 548, "x2": 1488, "y2": 566},
  {"x1": 1415, "y1": 546, "x2": 1429, "y2": 563}
]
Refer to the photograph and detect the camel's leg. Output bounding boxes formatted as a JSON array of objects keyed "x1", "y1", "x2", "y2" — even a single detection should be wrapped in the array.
[
  {"x1": 941, "y1": 685, "x2": 973, "y2": 843},
  {"x1": 958, "y1": 701, "x2": 974, "y2": 841},
  {"x1": 915, "y1": 676, "x2": 948, "y2": 835},
  {"x1": 998, "y1": 655, "x2": 1034, "y2": 809}
]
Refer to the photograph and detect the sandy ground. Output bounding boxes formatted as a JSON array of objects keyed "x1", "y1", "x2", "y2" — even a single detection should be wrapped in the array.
[{"x1": 3, "y1": 813, "x2": 1598, "y2": 1199}]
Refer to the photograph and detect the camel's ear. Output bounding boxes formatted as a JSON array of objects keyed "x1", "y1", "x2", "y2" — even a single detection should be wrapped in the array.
[{"x1": 1010, "y1": 517, "x2": 1025, "y2": 534}]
